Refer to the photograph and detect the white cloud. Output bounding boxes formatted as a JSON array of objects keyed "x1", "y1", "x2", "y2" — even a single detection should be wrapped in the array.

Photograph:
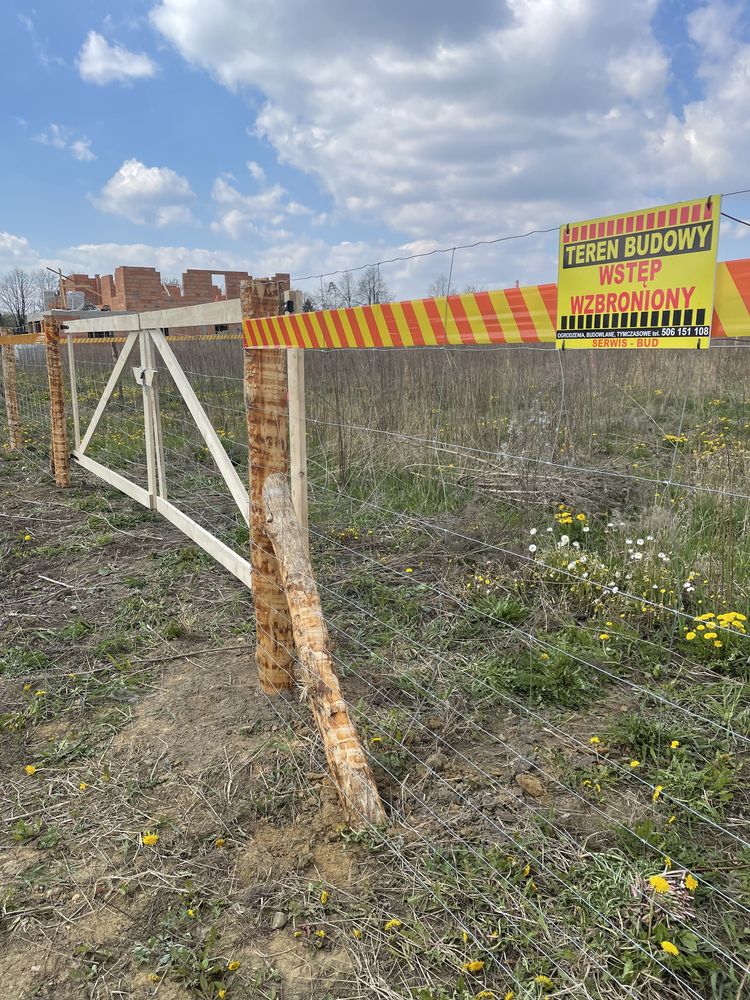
[
  {"x1": 150, "y1": 0, "x2": 750, "y2": 248},
  {"x1": 34, "y1": 124, "x2": 96, "y2": 161},
  {"x1": 211, "y1": 174, "x2": 312, "y2": 239},
  {"x1": 0, "y1": 232, "x2": 39, "y2": 270},
  {"x1": 91, "y1": 159, "x2": 196, "y2": 226},
  {"x1": 76, "y1": 30, "x2": 157, "y2": 85}
]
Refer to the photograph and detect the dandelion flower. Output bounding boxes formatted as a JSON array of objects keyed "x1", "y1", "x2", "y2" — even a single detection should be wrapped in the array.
[
  {"x1": 405, "y1": 567, "x2": 413, "y2": 574},
  {"x1": 522, "y1": 863, "x2": 531, "y2": 877},
  {"x1": 315, "y1": 929, "x2": 326, "y2": 938},
  {"x1": 353, "y1": 929, "x2": 362, "y2": 939},
  {"x1": 648, "y1": 875, "x2": 670, "y2": 894},
  {"x1": 685, "y1": 631, "x2": 697, "y2": 641},
  {"x1": 504, "y1": 992, "x2": 515, "y2": 1000},
  {"x1": 667, "y1": 815, "x2": 676, "y2": 825},
  {"x1": 34, "y1": 690, "x2": 46, "y2": 697},
  {"x1": 670, "y1": 740, "x2": 680, "y2": 749},
  {"x1": 589, "y1": 736, "x2": 601, "y2": 745},
  {"x1": 529, "y1": 544, "x2": 537, "y2": 553},
  {"x1": 187, "y1": 908, "x2": 196, "y2": 918},
  {"x1": 534, "y1": 975, "x2": 554, "y2": 989},
  {"x1": 463, "y1": 960, "x2": 485, "y2": 973},
  {"x1": 79, "y1": 782, "x2": 88, "y2": 791},
  {"x1": 629, "y1": 759, "x2": 641, "y2": 769},
  {"x1": 685, "y1": 874, "x2": 698, "y2": 892},
  {"x1": 218, "y1": 991, "x2": 226, "y2": 999},
  {"x1": 661, "y1": 940, "x2": 679, "y2": 957},
  {"x1": 24, "y1": 764, "x2": 38, "y2": 776},
  {"x1": 215, "y1": 837, "x2": 225, "y2": 848},
  {"x1": 652, "y1": 785, "x2": 664, "y2": 802},
  {"x1": 714, "y1": 640, "x2": 723, "y2": 648},
  {"x1": 384, "y1": 919, "x2": 402, "y2": 931},
  {"x1": 320, "y1": 890, "x2": 329, "y2": 905},
  {"x1": 142, "y1": 831, "x2": 160, "y2": 847},
  {"x1": 598, "y1": 633, "x2": 610, "y2": 640},
  {"x1": 23, "y1": 534, "x2": 32, "y2": 542},
  {"x1": 476, "y1": 992, "x2": 495, "y2": 1000},
  {"x1": 227, "y1": 960, "x2": 241, "y2": 971}
]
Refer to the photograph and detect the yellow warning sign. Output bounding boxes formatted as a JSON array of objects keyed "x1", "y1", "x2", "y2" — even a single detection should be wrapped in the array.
[{"x1": 556, "y1": 196, "x2": 721, "y2": 349}]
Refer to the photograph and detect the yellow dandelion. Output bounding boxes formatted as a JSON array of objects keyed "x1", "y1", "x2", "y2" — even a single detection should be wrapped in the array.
[
  {"x1": 504, "y1": 992, "x2": 515, "y2": 1000},
  {"x1": 23, "y1": 683, "x2": 31, "y2": 691},
  {"x1": 315, "y1": 929, "x2": 326, "y2": 938},
  {"x1": 522, "y1": 863, "x2": 531, "y2": 877},
  {"x1": 685, "y1": 631, "x2": 696, "y2": 640},
  {"x1": 384, "y1": 918, "x2": 402, "y2": 931},
  {"x1": 320, "y1": 890, "x2": 329, "y2": 905},
  {"x1": 405, "y1": 567, "x2": 413, "y2": 574},
  {"x1": 534, "y1": 975, "x2": 554, "y2": 989},
  {"x1": 218, "y1": 990, "x2": 226, "y2": 999},
  {"x1": 79, "y1": 782, "x2": 88, "y2": 791},
  {"x1": 667, "y1": 814, "x2": 676, "y2": 824},
  {"x1": 714, "y1": 640, "x2": 723, "y2": 648},
  {"x1": 187, "y1": 908, "x2": 196, "y2": 918},
  {"x1": 599, "y1": 633, "x2": 610, "y2": 640},
  {"x1": 661, "y1": 940, "x2": 679, "y2": 957},
  {"x1": 476, "y1": 992, "x2": 495, "y2": 1000},
  {"x1": 664, "y1": 857, "x2": 672, "y2": 869},
  {"x1": 670, "y1": 740, "x2": 680, "y2": 749},
  {"x1": 652, "y1": 785, "x2": 664, "y2": 802},
  {"x1": 227, "y1": 960, "x2": 241, "y2": 972},
  {"x1": 24, "y1": 764, "x2": 38, "y2": 776},
  {"x1": 353, "y1": 929, "x2": 362, "y2": 939},
  {"x1": 685, "y1": 874, "x2": 698, "y2": 892},
  {"x1": 589, "y1": 736, "x2": 601, "y2": 745},
  {"x1": 629, "y1": 759, "x2": 641, "y2": 768},
  {"x1": 142, "y1": 831, "x2": 160, "y2": 847},
  {"x1": 34, "y1": 690, "x2": 46, "y2": 697},
  {"x1": 648, "y1": 874, "x2": 670, "y2": 894},
  {"x1": 463, "y1": 960, "x2": 485, "y2": 973},
  {"x1": 23, "y1": 534, "x2": 32, "y2": 542},
  {"x1": 576, "y1": 513, "x2": 587, "y2": 522},
  {"x1": 703, "y1": 632, "x2": 717, "y2": 640},
  {"x1": 215, "y1": 837, "x2": 225, "y2": 848}
]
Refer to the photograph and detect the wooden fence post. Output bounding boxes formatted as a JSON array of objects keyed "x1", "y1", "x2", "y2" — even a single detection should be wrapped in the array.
[
  {"x1": 263, "y1": 473, "x2": 386, "y2": 826},
  {"x1": 43, "y1": 316, "x2": 71, "y2": 487},
  {"x1": 287, "y1": 347, "x2": 309, "y2": 544},
  {"x1": 242, "y1": 278, "x2": 296, "y2": 694},
  {"x1": 1, "y1": 342, "x2": 23, "y2": 450}
]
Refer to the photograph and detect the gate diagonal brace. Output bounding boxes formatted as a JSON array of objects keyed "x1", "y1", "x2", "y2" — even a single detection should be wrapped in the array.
[{"x1": 132, "y1": 367, "x2": 157, "y2": 387}]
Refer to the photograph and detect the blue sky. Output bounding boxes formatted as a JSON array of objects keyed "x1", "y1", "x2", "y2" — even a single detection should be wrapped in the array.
[{"x1": 1, "y1": 0, "x2": 749, "y2": 298}]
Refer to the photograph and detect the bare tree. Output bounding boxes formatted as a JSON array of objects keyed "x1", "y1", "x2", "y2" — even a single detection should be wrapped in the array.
[
  {"x1": 0, "y1": 268, "x2": 34, "y2": 331},
  {"x1": 428, "y1": 274, "x2": 451, "y2": 297},
  {"x1": 31, "y1": 268, "x2": 60, "y2": 311},
  {"x1": 356, "y1": 265, "x2": 389, "y2": 305},
  {"x1": 333, "y1": 270, "x2": 359, "y2": 307}
]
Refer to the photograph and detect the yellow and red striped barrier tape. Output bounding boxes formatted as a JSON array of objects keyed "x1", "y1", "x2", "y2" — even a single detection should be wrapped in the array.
[{"x1": 243, "y1": 257, "x2": 750, "y2": 349}]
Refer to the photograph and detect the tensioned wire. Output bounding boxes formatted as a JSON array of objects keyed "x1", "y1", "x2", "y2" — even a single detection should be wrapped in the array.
[
  {"x1": 248, "y1": 618, "x2": 649, "y2": 1000},
  {"x1": 299, "y1": 521, "x2": 750, "y2": 841},
  {"x1": 302, "y1": 568, "x2": 750, "y2": 924},
  {"x1": 290, "y1": 186, "x2": 750, "y2": 283},
  {"x1": 251, "y1": 620, "x2": 708, "y2": 1000},
  {"x1": 304, "y1": 466, "x2": 750, "y2": 672}
]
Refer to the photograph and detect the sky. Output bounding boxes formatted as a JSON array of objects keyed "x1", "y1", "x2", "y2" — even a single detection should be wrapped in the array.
[{"x1": 1, "y1": 0, "x2": 749, "y2": 300}]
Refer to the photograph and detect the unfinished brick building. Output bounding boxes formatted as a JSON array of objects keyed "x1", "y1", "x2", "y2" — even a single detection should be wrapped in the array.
[{"x1": 57, "y1": 266, "x2": 266, "y2": 312}]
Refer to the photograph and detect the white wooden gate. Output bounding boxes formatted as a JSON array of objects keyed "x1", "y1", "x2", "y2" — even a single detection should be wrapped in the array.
[{"x1": 68, "y1": 326, "x2": 253, "y2": 588}]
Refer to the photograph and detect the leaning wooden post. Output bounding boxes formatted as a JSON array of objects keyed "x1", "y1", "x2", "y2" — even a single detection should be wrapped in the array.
[
  {"x1": 242, "y1": 279, "x2": 296, "y2": 694},
  {"x1": 1, "y1": 341, "x2": 23, "y2": 450},
  {"x1": 43, "y1": 316, "x2": 71, "y2": 487},
  {"x1": 263, "y1": 473, "x2": 386, "y2": 826}
]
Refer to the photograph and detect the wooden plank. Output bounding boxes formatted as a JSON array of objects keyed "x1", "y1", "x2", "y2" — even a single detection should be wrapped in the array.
[
  {"x1": 149, "y1": 329, "x2": 249, "y2": 523},
  {"x1": 155, "y1": 497, "x2": 252, "y2": 589},
  {"x1": 263, "y1": 473, "x2": 385, "y2": 826},
  {"x1": 287, "y1": 348, "x2": 308, "y2": 543},
  {"x1": 73, "y1": 452, "x2": 151, "y2": 507},
  {"x1": 62, "y1": 298, "x2": 242, "y2": 335},
  {"x1": 0, "y1": 334, "x2": 45, "y2": 347},
  {"x1": 139, "y1": 332, "x2": 158, "y2": 508},
  {"x1": 142, "y1": 333, "x2": 167, "y2": 499},
  {"x1": 66, "y1": 335, "x2": 81, "y2": 449},
  {"x1": 78, "y1": 331, "x2": 139, "y2": 455}
]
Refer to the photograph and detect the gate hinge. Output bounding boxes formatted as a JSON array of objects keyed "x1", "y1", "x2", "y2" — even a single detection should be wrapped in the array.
[{"x1": 132, "y1": 367, "x2": 156, "y2": 387}]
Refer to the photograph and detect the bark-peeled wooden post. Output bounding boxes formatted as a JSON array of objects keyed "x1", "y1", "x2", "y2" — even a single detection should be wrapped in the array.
[
  {"x1": 263, "y1": 473, "x2": 386, "y2": 826},
  {"x1": 242, "y1": 277, "x2": 296, "y2": 694},
  {"x1": 1, "y1": 340, "x2": 23, "y2": 450},
  {"x1": 43, "y1": 316, "x2": 71, "y2": 488}
]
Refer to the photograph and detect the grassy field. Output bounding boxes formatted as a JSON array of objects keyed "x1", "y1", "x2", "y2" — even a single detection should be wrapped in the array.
[{"x1": 1, "y1": 342, "x2": 749, "y2": 999}]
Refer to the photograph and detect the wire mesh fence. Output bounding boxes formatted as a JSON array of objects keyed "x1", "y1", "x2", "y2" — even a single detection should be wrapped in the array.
[{"x1": 2, "y1": 326, "x2": 749, "y2": 998}]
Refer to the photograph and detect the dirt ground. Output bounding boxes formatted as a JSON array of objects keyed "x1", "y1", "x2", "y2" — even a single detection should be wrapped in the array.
[{"x1": 0, "y1": 456, "x2": 366, "y2": 1000}]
